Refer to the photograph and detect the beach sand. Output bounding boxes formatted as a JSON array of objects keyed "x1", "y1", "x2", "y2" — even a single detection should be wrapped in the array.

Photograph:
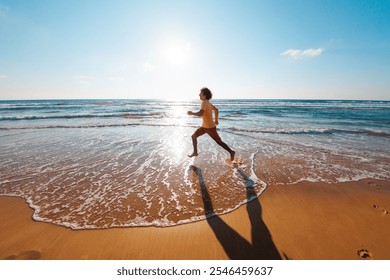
[{"x1": 0, "y1": 179, "x2": 389, "y2": 260}]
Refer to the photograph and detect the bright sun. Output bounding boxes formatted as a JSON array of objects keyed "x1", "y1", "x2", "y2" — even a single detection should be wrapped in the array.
[{"x1": 162, "y1": 42, "x2": 191, "y2": 66}]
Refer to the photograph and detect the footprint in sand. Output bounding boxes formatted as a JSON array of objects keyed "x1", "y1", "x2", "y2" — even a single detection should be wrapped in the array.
[
  {"x1": 373, "y1": 204, "x2": 389, "y2": 217},
  {"x1": 357, "y1": 249, "x2": 372, "y2": 260},
  {"x1": 4, "y1": 250, "x2": 41, "y2": 260}
]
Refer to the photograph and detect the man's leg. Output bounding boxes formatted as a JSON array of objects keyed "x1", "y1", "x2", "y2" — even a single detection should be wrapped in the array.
[
  {"x1": 207, "y1": 128, "x2": 235, "y2": 161},
  {"x1": 189, "y1": 127, "x2": 206, "y2": 157}
]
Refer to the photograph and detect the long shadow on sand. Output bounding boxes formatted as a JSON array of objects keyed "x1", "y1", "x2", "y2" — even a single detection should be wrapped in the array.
[{"x1": 190, "y1": 165, "x2": 281, "y2": 260}]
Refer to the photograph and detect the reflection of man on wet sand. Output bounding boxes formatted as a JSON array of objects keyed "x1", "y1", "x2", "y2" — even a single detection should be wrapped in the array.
[{"x1": 187, "y1": 87, "x2": 235, "y2": 161}]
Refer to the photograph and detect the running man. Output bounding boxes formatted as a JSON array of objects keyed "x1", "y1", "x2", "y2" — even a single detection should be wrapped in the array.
[{"x1": 187, "y1": 87, "x2": 235, "y2": 161}]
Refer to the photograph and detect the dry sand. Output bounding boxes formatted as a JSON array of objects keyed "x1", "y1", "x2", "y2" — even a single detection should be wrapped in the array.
[{"x1": 0, "y1": 179, "x2": 389, "y2": 260}]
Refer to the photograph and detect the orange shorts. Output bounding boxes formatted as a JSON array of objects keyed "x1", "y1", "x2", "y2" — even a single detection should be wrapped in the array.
[{"x1": 193, "y1": 126, "x2": 222, "y2": 143}]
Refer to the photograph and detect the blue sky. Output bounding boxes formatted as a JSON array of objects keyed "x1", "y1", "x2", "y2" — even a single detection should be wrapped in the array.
[{"x1": 0, "y1": 0, "x2": 389, "y2": 100}]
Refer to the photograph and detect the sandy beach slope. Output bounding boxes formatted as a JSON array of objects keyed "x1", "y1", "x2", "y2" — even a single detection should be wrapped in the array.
[{"x1": 0, "y1": 179, "x2": 389, "y2": 260}]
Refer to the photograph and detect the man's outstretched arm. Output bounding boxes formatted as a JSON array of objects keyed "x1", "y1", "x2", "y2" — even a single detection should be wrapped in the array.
[{"x1": 187, "y1": 110, "x2": 204, "y2": 117}]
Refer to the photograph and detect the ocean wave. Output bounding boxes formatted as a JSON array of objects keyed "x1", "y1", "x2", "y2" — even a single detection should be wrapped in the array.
[
  {"x1": 0, "y1": 122, "x2": 198, "y2": 130},
  {"x1": 0, "y1": 104, "x2": 86, "y2": 111},
  {"x1": 0, "y1": 112, "x2": 165, "y2": 121},
  {"x1": 228, "y1": 127, "x2": 390, "y2": 137},
  {"x1": 1, "y1": 120, "x2": 389, "y2": 138}
]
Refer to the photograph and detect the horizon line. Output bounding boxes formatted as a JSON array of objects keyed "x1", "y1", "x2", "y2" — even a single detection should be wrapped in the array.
[{"x1": 1, "y1": 97, "x2": 389, "y2": 102}]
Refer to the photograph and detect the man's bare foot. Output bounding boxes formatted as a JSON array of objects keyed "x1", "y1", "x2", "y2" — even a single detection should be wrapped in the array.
[
  {"x1": 188, "y1": 152, "x2": 198, "y2": 158},
  {"x1": 230, "y1": 151, "x2": 235, "y2": 161}
]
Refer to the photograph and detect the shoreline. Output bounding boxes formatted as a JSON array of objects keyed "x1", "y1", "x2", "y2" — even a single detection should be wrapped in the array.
[{"x1": 0, "y1": 178, "x2": 389, "y2": 260}]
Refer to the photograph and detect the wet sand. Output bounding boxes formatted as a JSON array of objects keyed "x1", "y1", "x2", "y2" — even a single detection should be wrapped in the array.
[{"x1": 0, "y1": 179, "x2": 389, "y2": 260}]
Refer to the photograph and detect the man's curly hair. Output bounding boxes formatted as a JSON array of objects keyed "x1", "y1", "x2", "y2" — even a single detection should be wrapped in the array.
[{"x1": 200, "y1": 87, "x2": 213, "y2": 100}]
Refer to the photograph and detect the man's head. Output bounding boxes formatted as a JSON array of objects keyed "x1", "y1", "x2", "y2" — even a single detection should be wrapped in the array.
[{"x1": 199, "y1": 87, "x2": 212, "y2": 100}]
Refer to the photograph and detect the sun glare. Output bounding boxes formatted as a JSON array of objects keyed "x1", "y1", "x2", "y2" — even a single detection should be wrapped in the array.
[
  {"x1": 162, "y1": 42, "x2": 191, "y2": 66},
  {"x1": 164, "y1": 104, "x2": 189, "y2": 162}
]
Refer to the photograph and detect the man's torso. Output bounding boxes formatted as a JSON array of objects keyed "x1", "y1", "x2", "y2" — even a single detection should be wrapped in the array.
[{"x1": 201, "y1": 100, "x2": 215, "y2": 128}]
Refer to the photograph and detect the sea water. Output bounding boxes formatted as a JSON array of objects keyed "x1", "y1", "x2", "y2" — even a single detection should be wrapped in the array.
[{"x1": 0, "y1": 99, "x2": 389, "y2": 229}]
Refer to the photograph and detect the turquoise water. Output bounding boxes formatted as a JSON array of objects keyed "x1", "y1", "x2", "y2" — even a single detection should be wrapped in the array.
[{"x1": 0, "y1": 99, "x2": 389, "y2": 229}]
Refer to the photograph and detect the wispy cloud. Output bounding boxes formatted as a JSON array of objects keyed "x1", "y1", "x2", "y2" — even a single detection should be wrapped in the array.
[
  {"x1": 142, "y1": 62, "x2": 156, "y2": 72},
  {"x1": 0, "y1": 74, "x2": 9, "y2": 79},
  {"x1": 281, "y1": 48, "x2": 324, "y2": 59},
  {"x1": 73, "y1": 75, "x2": 95, "y2": 84},
  {"x1": 109, "y1": 76, "x2": 124, "y2": 82}
]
